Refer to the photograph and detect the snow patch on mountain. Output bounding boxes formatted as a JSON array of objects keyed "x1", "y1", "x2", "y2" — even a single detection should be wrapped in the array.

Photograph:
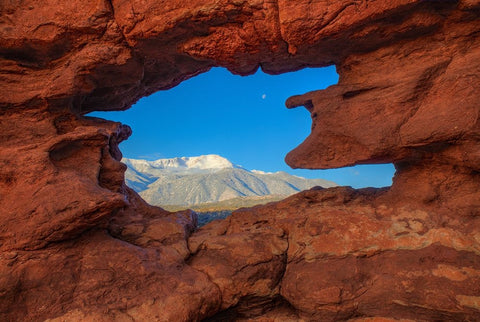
[
  {"x1": 251, "y1": 169, "x2": 274, "y2": 175},
  {"x1": 123, "y1": 154, "x2": 242, "y2": 174}
]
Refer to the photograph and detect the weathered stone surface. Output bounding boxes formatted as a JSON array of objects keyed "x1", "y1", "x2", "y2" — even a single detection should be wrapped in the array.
[
  {"x1": 0, "y1": 108, "x2": 129, "y2": 251},
  {"x1": 0, "y1": 0, "x2": 479, "y2": 321},
  {"x1": 189, "y1": 217, "x2": 288, "y2": 310},
  {"x1": 0, "y1": 109, "x2": 221, "y2": 321},
  {"x1": 201, "y1": 187, "x2": 480, "y2": 320},
  {"x1": 1, "y1": 229, "x2": 221, "y2": 322},
  {"x1": 285, "y1": 21, "x2": 480, "y2": 169}
]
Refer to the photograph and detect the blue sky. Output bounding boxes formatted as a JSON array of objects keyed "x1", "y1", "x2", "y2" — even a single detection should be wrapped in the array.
[{"x1": 89, "y1": 66, "x2": 395, "y2": 188}]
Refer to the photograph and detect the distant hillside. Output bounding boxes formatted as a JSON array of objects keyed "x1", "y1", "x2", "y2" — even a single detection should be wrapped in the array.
[
  {"x1": 162, "y1": 194, "x2": 287, "y2": 212},
  {"x1": 124, "y1": 154, "x2": 337, "y2": 207}
]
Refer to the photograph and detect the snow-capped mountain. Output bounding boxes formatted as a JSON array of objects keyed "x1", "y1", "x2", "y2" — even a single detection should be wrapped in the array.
[
  {"x1": 123, "y1": 154, "x2": 238, "y2": 173},
  {"x1": 123, "y1": 154, "x2": 337, "y2": 207}
]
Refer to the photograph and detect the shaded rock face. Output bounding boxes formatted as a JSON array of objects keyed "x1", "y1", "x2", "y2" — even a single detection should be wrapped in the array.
[{"x1": 1, "y1": 0, "x2": 479, "y2": 321}]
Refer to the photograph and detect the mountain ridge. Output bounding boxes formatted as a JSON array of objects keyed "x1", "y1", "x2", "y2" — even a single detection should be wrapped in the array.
[{"x1": 124, "y1": 154, "x2": 337, "y2": 207}]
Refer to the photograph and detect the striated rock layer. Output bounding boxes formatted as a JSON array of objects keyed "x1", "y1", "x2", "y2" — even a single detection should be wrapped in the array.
[{"x1": 1, "y1": 0, "x2": 479, "y2": 321}]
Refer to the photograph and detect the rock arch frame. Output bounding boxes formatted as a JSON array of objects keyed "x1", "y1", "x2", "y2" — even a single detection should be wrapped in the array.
[{"x1": 1, "y1": 0, "x2": 479, "y2": 320}]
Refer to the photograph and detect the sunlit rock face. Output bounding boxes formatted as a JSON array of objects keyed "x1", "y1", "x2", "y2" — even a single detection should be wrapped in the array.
[{"x1": 1, "y1": 0, "x2": 479, "y2": 321}]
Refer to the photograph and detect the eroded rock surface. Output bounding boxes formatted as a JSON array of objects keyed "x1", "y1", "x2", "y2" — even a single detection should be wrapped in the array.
[
  {"x1": 1, "y1": 0, "x2": 479, "y2": 321},
  {"x1": 196, "y1": 186, "x2": 480, "y2": 320}
]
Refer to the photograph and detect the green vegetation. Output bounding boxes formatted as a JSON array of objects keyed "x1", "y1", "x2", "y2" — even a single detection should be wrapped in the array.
[
  {"x1": 161, "y1": 195, "x2": 288, "y2": 227},
  {"x1": 161, "y1": 194, "x2": 286, "y2": 212}
]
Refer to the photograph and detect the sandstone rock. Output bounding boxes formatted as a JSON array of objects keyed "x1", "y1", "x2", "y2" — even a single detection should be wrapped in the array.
[
  {"x1": 1, "y1": 229, "x2": 220, "y2": 322},
  {"x1": 1, "y1": 0, "x2": 479, "y2": 321},
  {"x1": 202, "y1": 187, "x2": 480, "y2": 320},
  {"x1": 189, "y1": 217, "x2": 288, "y2": 310},
  {"x1": 0, "y1": 109, "x2": 129, "y2": 251},
  {"x1": 285, "y1": 29, "x2": 480, "y2": 170}
]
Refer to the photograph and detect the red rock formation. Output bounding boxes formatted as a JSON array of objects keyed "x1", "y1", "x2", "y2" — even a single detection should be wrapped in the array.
[
  {"x1": 1, "y1": 0, "x2": 479, "y2": 321},
  {"x1": 194, "y1": 186, "x2": 480, "y2": 320}
]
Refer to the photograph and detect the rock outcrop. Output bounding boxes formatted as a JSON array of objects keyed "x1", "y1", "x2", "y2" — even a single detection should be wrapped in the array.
[{"x1": 1, "y1": 0, "x2": 479, "y2": 321}]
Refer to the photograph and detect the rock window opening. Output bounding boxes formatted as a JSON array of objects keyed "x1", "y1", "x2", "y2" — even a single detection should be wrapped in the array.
[{"x1": 88, "y1": 67, "x2": 395, "y2": 225}]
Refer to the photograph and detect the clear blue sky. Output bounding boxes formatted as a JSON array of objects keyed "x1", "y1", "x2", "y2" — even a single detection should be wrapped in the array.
[{"x1": 89, "y1": 66, "x2": 394, "y2": 188}]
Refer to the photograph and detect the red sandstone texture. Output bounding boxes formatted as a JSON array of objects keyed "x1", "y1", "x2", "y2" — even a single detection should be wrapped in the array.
[{"x1": 1, "y1": 0, "x2": 479, "y2": 321}]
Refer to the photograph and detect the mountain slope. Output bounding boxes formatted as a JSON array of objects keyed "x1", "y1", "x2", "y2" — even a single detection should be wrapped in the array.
[{"x1": 123, "y1": 155, "x2": 337, "y2": 207}]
